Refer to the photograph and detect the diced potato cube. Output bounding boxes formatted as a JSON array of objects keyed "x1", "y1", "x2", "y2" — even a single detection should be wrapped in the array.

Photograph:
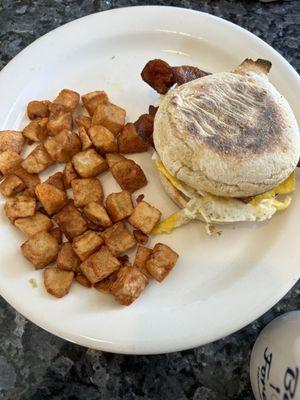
[
  {"x1": 14, "y1": 167, "x2": 40, "y2": 196},
  {"x1": 4, "y1": 193, "x2": 36, "y2": 222},
  {"x1": 45, "y1": 172, "x2": 65, "y2": 191},
  {"x1": 78, "y1": 126, "x2": 92, "y2": 151},
  {"x1": 21, "y1": 231, "x2": 59, "y2": 269},
  {"x1": 72, "y1": 149, "x2": 107, "y2": 178},
  {"x1": 72, "y1": 230, "x2": 103, "y2": 261},
  {"x1": 76, "y1": 115, "x2": 92, "y2": 131},
  {"x1": 47, "y1": 108, "x2": 72, "y2": 136},
  {"x1": 35, "y1": 183, "x2": 68, "y2": 215},
  {"x1": 14, "y1": 211, "x2": 53, "y2": 236},
  {"x1": 133, "y1": 246, "x2": 152, "y2": 277},
  {"x1": 146, "y1": 243, "x2": 179, "y2": 282},
  {"x1": 53, "y1": 89, "x2": 80, "y2": 112},
  {"x1": 75, "y1": 274, "x2": 92, "y2": 288},
  {"x1": 27, "y1": 100, "x2": 50, "y2": 120},
  {"x1": 128, "y1": 201, "x2": 161, "y2": 234},
  {"x1": 118, "y1": 123, "x2": 149, "y2": 154},
  {"x1": 49, "y1": 227, "x2": 62, "y2": 244},
  {"x1": 110, "y1": 159, "x2": 147, "y2": 193},
  {"x1": 111, "y1": 266, "x2": 148, "y2": 305},
  {"x1": 102, "y1": 222, "x2": 136, "y2": 256},
  {"x1": 82, "y1": 91, "x2": 108, "y2": 116},
  {"x1": 21, "y1": 144, "x2": 53, "y2": 174},
  {"x1": 0, "y1": 130, "x2": 25, "y2": 154},
  {"x1": 23, "y1": 118, "x2": 48, "y2": 142},
  {"x1": 94, "y1": 270, "x2": 119, "y2": 293},
  {"x1": 106, "y1": 153, "x2": 126, "y2": 168},
  {"x1": 44, "y1": 268, "x2": 74, "y2": 298},
  {"x1": 44, "y1": 129, "x2": 81, "y2": 163},
  {"x1": 80, "y1": 246, "x2": 120, "y2": 284},
  {"x1": 0, "y1": 150, "x2": 22, "y2": 175},
  {"x1": 63, "y1": 162, "x2": 78, "y2": 189},
  {"x1": 133, "y1": 230, "x2": 148, "y2": 245},
  {"x1": 88, "y1": 125, "x2": 117, "y2": 154},
  {"x1": 0, "y1": 174, "x2": 25, "y2": 197},
  {"x1": 71, "y1": 178, "x2": 103, "y2": 208},
  {"x1": 53, "y1": 200, "x2": 88, "y2": 240},
  {"x1": 92, "y1": 102, "x2": 126, "y2": 136},
  {"x1": 106, "y1": 191, "x2": 133, "y2": 222},
  {"x1": 57, "y1": 242, "x2": 81, "y2": 272},
  {"x1": 83, "y1": 201, "x2": 112, "y2": 228}
]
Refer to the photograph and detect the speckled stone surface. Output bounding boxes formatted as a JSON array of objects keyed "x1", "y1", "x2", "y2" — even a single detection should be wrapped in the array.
[{"x1": 0, "y1": 1, "x2": 300, "y2": 399}]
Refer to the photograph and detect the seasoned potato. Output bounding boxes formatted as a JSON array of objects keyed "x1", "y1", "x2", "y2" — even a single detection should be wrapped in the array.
[
  {"x1": 0, "y1": 175, "x2": 25, "y2": 197},
  {"x1": 49, "y1": 227, "x2": 62, "y2": 244},
  {"x1": 44, "y1": 268, "x2": 74, "y2": 298},
  {"x1": 21, "y1": 231, "x2": 59, "y2": 269},
  {"x1": 0, "y1": 130, "x2": 25, "y2": 154},
  {"x1": 82, "y1": 91, "x2": 108, "y2": 116},
  {"x1": 63, "y1": 161, "x2": 78, "y2": 189},
  {"x1": 72, "y1": 230, "x2": 103, "y2": 261},
  {"x1": 102, "y1": 222, "x2": 136, "y2": 256},
  {"x1": 106, "y1": 153, "x2": 126, "y2": 168},
  {"x1": 83, "y1": 202, "x2": 112, "y2": 228},
  {"x1": 4, "y1": 193, "x2": 36, "y2": 222},
  {"x1": 21, "y1": 144, "x2": 53, "y2": 174},
  {"x1": 106, "y1": 191, "x2": 133, "y2": 222},
  {"x1": 44, "y1": 129, "x2": 81, "y2": 163},
  {"x1": 80, "y1": 246, "x2": 120, "y2": 284},
  {"x1": 128, "y1": 201, "x2": 161, "y2": 234},
  {"x1": 13, "y1": 167, "x2": 40, "y2": 196},
  {"x1": 76, "y1": 115, "x2": 92, "y2": 131},
  {"x1": 45, "y1": 172, "x2": 65, "y2": 191},
  {"x1": 133, "y1": 230, "x2": 148, "y2": 245},
  {"x1": 14, "y1": 211, "x2": 53, "y2": 236},
  {"x1": 92, "y1": 102, "x2": 126, "y2": 136},
  {"x1": 71, "y1": 178, "x2": 103, "y2": 208},
  {"x1": 54, "y1": 200, "x2": 88, "y2": 240},
  {"x1": 118, "y1": 123, "x2": 149, "y2": 154},
  {"x1": 75, "y1": 274, "x2": 92, "y2": 288},
  {"x1": 146, "y1": 243, "x2": 179, "y2": 282},
  {"x1": 111, "y1": 266, "x2": 148, "y2": 305},
  {"x1": 27, "y1": 100, "x2": 50, "y2": 120},
  {"x1": 78, "y1": 126, "x2": 92, "y2": 151},
  {"x1": 110, "y1": 159, "x2": 147, "y2": 193},
  {"x1": 35, "y1": 183, "x2": 68, "y2": 215},
  {"x1": 47, "y1": 107, "x2": 72, "y2": 136},
  {"x1": 57, "y1": 242, "x2": 81, "y2": 272},
  {"x1": 72, "y1": 149, "x2": 107, "y2": 178},
  {"x1": 23, "y1": 118, "x2": 48, "y2": 142},
  {"x1": 88, "y1": 125, "x2": 117, "y2": 154},
  {"x1": 0, "y1": 150, "x2": 22, "y2": 175},
  {"x1": 133, "y1": 246, "x2": 152, "y2": 277},
  {"x1": 94, "y1": 270, "x2": 119, "y2": 293},
  {"x1": 53, "y1": 89, "x2": 80, "y2": 112}
]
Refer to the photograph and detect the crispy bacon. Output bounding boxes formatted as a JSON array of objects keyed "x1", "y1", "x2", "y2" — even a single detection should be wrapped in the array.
[
  {"x1": 172, "y1": 65, "x2": 210, "y2": 85},
  {"x1": 134, "y1": 114, "x2": 154, "y2": 146},
  {"x1": 148, "y1": 105, "x2": 159, "y2": 117},
  {"x1": 141, "y1": 59, "x2": 175, "y2": 94}
]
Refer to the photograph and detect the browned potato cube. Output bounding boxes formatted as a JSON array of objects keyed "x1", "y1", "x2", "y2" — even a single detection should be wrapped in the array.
[
  {"x1": 44, "y1": 129, "x2": 81, "y2": 163},
  {"x1": 110, "y1": 159, "x2": 147, "y2": 193},
  {"x1": 14, "y1": 167, "x2": 40, "y2": 196},
  {"x1": 0, "y1": 130, "x2": 25, "y2": 154},
  {"x1": 21, "y1": 144, "x2": 53, "y2": 174},
  {"x1": 76, "y1": 115, "x2": 92, "y2": 131},
  {"x1": 44, "y1": 268, "x2": 74, "y2": 298},
  {"x1": 53, "y1": 89, "x2": 80, "y2": 112},
  {"x1": 133, "y1": 246, "x2": 152, "y2": 277},
  {"x1": 63, "y1": 162, "x2": 78, "y2": 189},
  {"x1": 23, "y1": 118, "x2": 48, "y2": 142},
  {"x1": 102, "y1": 222, "x2": 136, "y2": 256},
  {"x1": 0, "y1": 175, "x2": 25, "y2": 197},
  {"x1": 78, "y1": 126, "x2": 92, "y2": 151},
  {"x1": 27, "y1": 100, "x2": 50, "y2": 120},
  {"x1": 92, "y1": 102, "x2": 126, "y2": 136},
  {"x1": 128, "y1": 201, "x2": 161, "y2": 234},
  {"x1": 72, "y1": 149, "x2": 107, "y2": 178},
  {"x1": 111, "y1": 266, "x2": 148, "y2": 305},
  {"x1": 106, "y1": 153, "x2": 126, "y2": 168},
  {"x1": 82, "y1": 91, "x2": 108, "y2": 116},
  {"x1": 4, "y1": 193, "x2": 36, "y2": 222},
  {"x1": 54, "y1": 200, "x2": 88, "y2": 240},
  {"x1": 83, "y1": 202, "x2": 112, "y2": 228},
  {"x1": 0, "y1": 150, "x2": 22, "y2": 175},
  {"x1": 72, "y1": 230, "x2": 103, "y2": 261},
  {"x1": 94, "y1": 270, "x2": 119, "y2": 293},
  {"x1": 47, "y1": 108, "x2": 72, "y2": 136},
  {"x1": 75, "y1": 274, "x2": 92, "y2": 288},
  {"x1": 49, "y1": 227, "x2": 62, "y2": 244},
  {"x1": 118, "y1": 123, "x2": 149, "y2": 154},
  {"x1": 57, "y1": 242, "x2": 80, "y2": 272},
  {"x1": 35, "y1": 183, "x2": 68, "y2": 215},
  {"x1": 80, "y1": 246, "x2": 120, "y2": 284},
  {"x1": 146, "y1": 243, "x2": 179, "y2": 282},
  {"x1": 14, "y1": 211, "x2": 53, "y2": 236},
  {"x1": 106, "y1": 191, "x2": 133, "y2": 222},
  {"x1": 71, "y1": 178, "x2": 103, "y2": 208},
  {"x1": 88, "y1": 125, "x2": 117, "y2": 154},
  {"x1": 21, "y1": 231, "x2": 59, "y2": 269},
  {"x1": 45, "y1": 172, "x2": 65, "y2": 191},
  {"x1": 133, "y1": 230, "x2": 149, "y2": 245}
]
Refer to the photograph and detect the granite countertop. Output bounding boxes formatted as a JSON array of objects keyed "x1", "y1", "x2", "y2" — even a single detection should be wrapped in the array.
[{"x1": 0, "y1": 1, "x2": 299, "y2": 399}]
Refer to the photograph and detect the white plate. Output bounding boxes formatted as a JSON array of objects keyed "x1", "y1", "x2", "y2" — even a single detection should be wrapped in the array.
[{"x1": 0, "y1": 6, "x2": 299, "y2": 355}]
